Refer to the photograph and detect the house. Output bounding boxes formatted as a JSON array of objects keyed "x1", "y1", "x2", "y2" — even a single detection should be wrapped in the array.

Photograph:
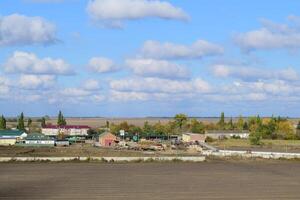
[
  {"x1": 205, "y1": 130, "x2": 250, "y2": 139},
  {"x1": 42, "y1": 125, "x2": 91, "y2": 137},
  {"x1": 96, "y1": 132, "x2": 118, "y2": 147},
  {"x1": 182, "y1": 133, "x2": 206, "y2": 143},
  {"x1": 19, "y1": 133, "x2": 55, "y2": 147},
  {"x1": 0, "y1": 130, "x2": 27, "y2": 146}
]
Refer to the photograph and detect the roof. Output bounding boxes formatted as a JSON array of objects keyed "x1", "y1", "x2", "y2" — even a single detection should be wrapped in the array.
[
  {"x1": 99, "y1": 132, "x2": 116, "y2": 138},
  {"x1": 206, "y1": 130, "x2": 249, "y2": 134},
  {"x1": 26, "y1": 133, "x2": 53, "y2": 141},
  {"x1": 0, "y1": 129, "x2": 26, "y2": 137},
  {"x1": 183, "y1": 133, "x2": 205, "y2": 136},
  {"x1": 43, "y1": 125, "x2": 91, "y2": 129}
]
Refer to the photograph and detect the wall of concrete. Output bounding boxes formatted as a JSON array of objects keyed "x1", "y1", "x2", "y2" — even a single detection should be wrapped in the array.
[
  {"x1": 203, "y1": 150, "x2": 300, "y2": 159},
  {"x1": 0, "y1": 156, "x2": 206, "y2": 162}
]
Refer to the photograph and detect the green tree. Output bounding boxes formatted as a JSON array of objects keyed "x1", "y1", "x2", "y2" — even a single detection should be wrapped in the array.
[
  {"x1": 17, "y1": 112, "x2": 25, "y2": 131},
  {"x1": 218, "y1": 112, "x2": 225, "y2": 130},
  {"x1": 190, "y1": 119, "x2": 205, "y2": 134},
  {"x1": 0, "y1": 115, "x2": 6, "y2": 130},
  {"x1": 153, "y1": 121, "x2": 166, "y2": 136},
  {"x1": 41, "y1": 117, "x2": 46, "y2": 128},
  {"x1": 106, "y1": 121, "x2": 110, "y2": 128},
  {"x1": 174, "y1": 113, "x2": 188, "y2": 131},
  {"x1": 57, "y1": 111, "x2": 67, "y2": 126},
  {"x1": 249, "y1": 131, "x2": 262, "y2": 145},
  {"x1": 142, "y1": 121, "x2": 154, "y2": 136},
  {"x1": 227, "y1": 117, "x2": 234, "y2": 130},
  {"x1": 236, "y1": 116, "x2": 244, "y2": 130},
  {"x1": 27, "y1": 118, "x2": 32, "y2": 127}
]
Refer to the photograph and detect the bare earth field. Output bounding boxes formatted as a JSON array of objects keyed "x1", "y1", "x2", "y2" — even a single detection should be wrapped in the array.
[{"x1": 0, "y1": 161, "x2": 300, "y2": 200}]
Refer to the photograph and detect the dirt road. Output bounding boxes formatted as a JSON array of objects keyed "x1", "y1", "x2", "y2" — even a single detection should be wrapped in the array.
[{"x1": 0, "y1": 161, "x2": 299, "y2": 199}]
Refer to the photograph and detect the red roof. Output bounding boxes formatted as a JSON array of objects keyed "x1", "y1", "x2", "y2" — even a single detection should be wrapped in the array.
[{"x1": 43, "y1": 125, "x2": 91, "y2": 129}]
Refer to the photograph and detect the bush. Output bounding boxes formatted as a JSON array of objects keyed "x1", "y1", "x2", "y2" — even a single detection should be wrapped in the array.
[
  {"x1": 249, "y1": 132, "x2": 262, "y2": 145},
  {"x1": 231, "y1": 135, "x2": 241, "y2": 139},
  {"x1": 205, "y1": 136, "x2": 214, "y2": 143}
]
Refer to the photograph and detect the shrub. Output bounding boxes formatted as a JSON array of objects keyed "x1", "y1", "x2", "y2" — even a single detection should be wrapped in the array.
[
  {"x1": 205, "y1": 136, "x2": 214, "y2": 143},
  {"x1": 249, "y1": 132, "x2": 262, "y2": 145}
]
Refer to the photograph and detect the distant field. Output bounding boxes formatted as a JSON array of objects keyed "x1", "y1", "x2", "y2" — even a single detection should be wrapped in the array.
[{"x1": 6, "y1": 117, "x2": 300, "y2": 129}]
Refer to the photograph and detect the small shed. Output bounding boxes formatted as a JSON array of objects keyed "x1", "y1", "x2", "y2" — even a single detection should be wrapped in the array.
[
  {"x1": 182, "y1": 133, "x2": 206, "y2": 143},
  {"x1": 98, "y1": 132, "x2": 118, "y2": 147}
]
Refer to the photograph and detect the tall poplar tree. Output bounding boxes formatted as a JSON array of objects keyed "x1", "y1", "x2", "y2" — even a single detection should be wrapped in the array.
[
  {"x1": 0, "y1": 115, "x2": 6, "y2": 130},
  {"x1": 17, "y1": 112, "x2": 25, "y2": 131}
]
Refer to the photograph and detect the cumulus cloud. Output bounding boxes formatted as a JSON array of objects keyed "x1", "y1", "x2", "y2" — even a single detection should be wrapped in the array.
[
  {"x1": 60, "y1": 88, "x2": 92, "y2": 97},
  {"x1": 234, "y1": 16, "x2": 300, "y2": 51},
  {"x1": 212, "y1": 64, "x2": 299, "y2": 82},
  {"x1": 86, "y1": 0, "x2": 189, "y2": 28},
  {"x1": 126, "y1": 58, "x2": 190, "y2": 79},
  {"x1": 141, "y1": 40, "x2": 224, "y2": 59},
  {"x1": 88, "y1": 57, "x2": 119, "y2": 73},
  {"x1": 3, "y1": 51, "x2": 73, "y2": 75},
  {"x1": 82, "y1": 79, "x2": 101, "y2": 90},
  {"x1": 0, "y1": 13, "x2": 57, "y2": 46},
  {"x1": 110, "y1": 77, "x2": 211, "y2": 94},
  {"x1": 18, "y1": 75, "x2": 56, "y2": 90}
]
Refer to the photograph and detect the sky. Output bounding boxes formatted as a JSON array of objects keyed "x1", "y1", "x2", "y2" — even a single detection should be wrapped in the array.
[{"x1": 1, "y1": 0, "x2": 300, "y2": 117}]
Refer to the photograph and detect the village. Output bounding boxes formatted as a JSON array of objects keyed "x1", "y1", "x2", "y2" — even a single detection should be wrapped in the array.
[
  {"x1": 0, "y1": 122, "x2": 251, "y2": 153},
  {"x1": 1, "y1": 111, "x2": 300, "y2": 159}
]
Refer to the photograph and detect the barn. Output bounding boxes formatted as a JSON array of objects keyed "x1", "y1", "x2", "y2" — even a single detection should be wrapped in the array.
[
  {"x1": 97, "y1": 132, "x2": 118, "y2": 147},
  {"x1": 0, "y1": 130, "x2": 27, "y2": 146}
]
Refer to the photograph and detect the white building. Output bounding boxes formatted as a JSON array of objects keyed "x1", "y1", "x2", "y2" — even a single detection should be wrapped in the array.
[
  {"x1": 42, "y1": 125, "x2": 91, "y2": 137},
  {"x1": 205, "y1": 130, "x2": 250, "y2": 139}
]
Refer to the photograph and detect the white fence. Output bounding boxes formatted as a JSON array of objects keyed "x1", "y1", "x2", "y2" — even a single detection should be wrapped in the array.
[
  {"x1": 0, "y1": 156, "x2": 206, "y2": 162},
  {"x1": 203, "y1": 150, "x2": 300, "y2": 159}
]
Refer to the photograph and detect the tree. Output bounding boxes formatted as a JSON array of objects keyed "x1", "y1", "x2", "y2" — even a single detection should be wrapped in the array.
[
  {"x1": 218, "y1": 112, "x2": 225, "y2": 130},
  {"x1": 41, "y1": 117, "x2": 46, "y2": 128},
  {"x1": 27, "y1": 118, "x2": 32, "y2": 127},
  {"x1": 17, "y1": 112, "x2": 25, "y2": 131},
  {"x1": 142, "y1": 121, "x2": 154, "y2": 136},
  {"x1": 0, "y1": 115, "x2": 6, "y2": 130},
  {"x1": 249, "y1": 131, "x2": 262, "y2": 145},
  {"x1": 236, "y1": 116, "x2": 244, "y2": 130},
  {"x1": 57, "y1": 111, "x2": 67, "y2": 126},
  {"x1": 190, "y1": 119, "x2": 205, "y2": 134},
  {"x1": 227, "y1": 117, "x2": 234, "y2": 130},
  {"x1": 174, "y1": 114, "x2": 188, "y2": 131},
  {"x1": 106, "y1": 121, "x2": 110, "y2": 128}
]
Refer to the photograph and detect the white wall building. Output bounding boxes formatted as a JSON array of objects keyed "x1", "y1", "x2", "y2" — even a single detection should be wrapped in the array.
[{"x1": 42, "y1": 125, "x2": 91, "y2": 137}]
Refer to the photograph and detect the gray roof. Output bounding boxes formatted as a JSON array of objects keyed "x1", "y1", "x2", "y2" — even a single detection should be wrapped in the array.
[{"x1": 206, "y1": 130, "x2": 249, "y2": 134}]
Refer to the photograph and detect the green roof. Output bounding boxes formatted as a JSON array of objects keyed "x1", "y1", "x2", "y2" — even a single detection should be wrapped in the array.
[
  {"x1": 0, "y1": 129, "x2": 25, "y2": 137},
  {"x1": 26, "y1": 133, "x2": 53, "y2": 141}
]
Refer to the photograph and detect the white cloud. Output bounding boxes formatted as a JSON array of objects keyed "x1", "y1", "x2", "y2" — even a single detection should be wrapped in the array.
[
  {"x1": 126, "y1": 58, "x2": 190, "y2": 79},
  {"x1": 234, "y1": 16, "x2": 300, "y2": 51},
  {"x1": 141, "y1": 40, "x2": 223, "y2": 59},
  {"x1": 88, "y1": 57, "x2": 118, "y2": 73},
  {"x1": 110, "y1": 77, "x2": 211, "y2": 94},
  {"x1": 60, "y1": 88, "x2": 92, "y2": 97},
  {"x1": 3, "y1": 51, "x2": 73, "y2": 75},
  {"x1": 0, "y1": 13, "x2": 57, "y2": 46},
  {"x1": 19, "y1": 74, "x2": 56, "y2": 90},
  {"x1": 86, "y1": 0, "x2": 189, "y2": 28},
  {"x1": 212, "y1": 64, "x2": 299, "y2": 82},
  {"x1": 83, "y1": 79, "x2": 101, "y2": 90}
]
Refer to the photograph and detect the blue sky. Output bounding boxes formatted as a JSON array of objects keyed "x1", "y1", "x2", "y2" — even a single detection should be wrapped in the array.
[{"x1": 1, "y1": 0, "x2": 300, "y2": 117}]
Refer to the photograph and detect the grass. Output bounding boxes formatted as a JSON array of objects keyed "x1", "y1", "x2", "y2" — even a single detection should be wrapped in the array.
[{"x1": 209, "y1": 139, "x2": 300, "y2": 152}]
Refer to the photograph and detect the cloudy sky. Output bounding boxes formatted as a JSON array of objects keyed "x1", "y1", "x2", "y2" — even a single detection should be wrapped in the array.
[{"x1": 1, "y1": 0, "x2": 300, "y2": 117}]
